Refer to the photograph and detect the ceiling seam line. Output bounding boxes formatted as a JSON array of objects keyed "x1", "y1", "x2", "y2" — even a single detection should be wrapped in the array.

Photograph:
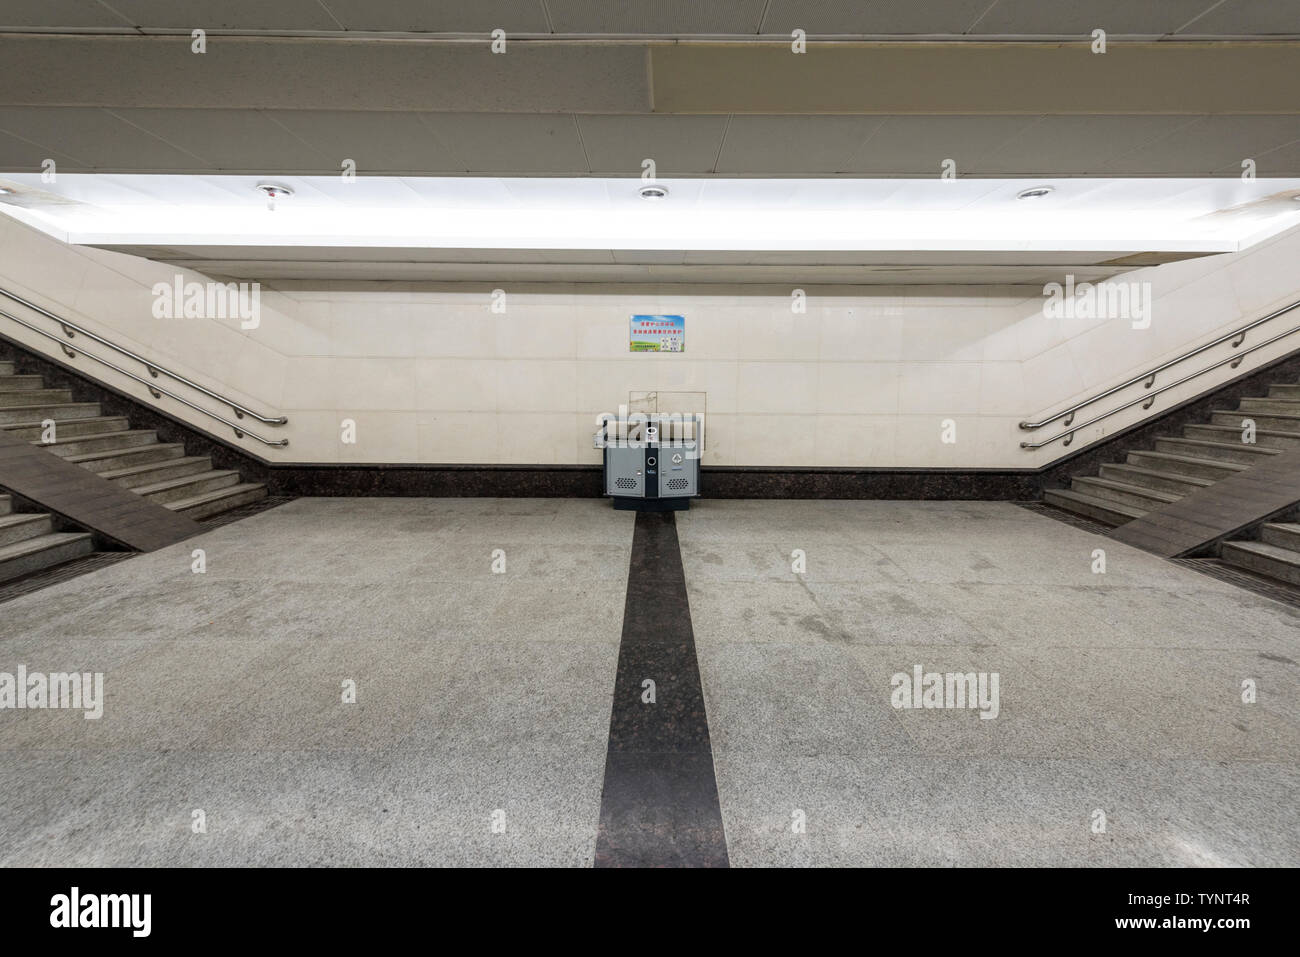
[
  {"x1": 1174, "y1": 0, "x2": 1236, "y2": 35},
  {"x1": 408, "y1": 113, "x2": 472, "y2": 174},
  {"x1": 965, "y1": 0, "x2": 1005, "y2": 35},
  {"x1": 312, "y1": 1, "x2": 349, "y2": 32},
  {"x1": 102, "y1": 108, "x2": 215, "y2": 165},
  {"x1": 710, "y1": 115, "x2": 734, "y2": 174},
  {"x1": 91, "y1": 0, "x2": 137, "y2": 32},
  {"x1": 571, "y1": 115, "x2": 593, "y2": 175},
  {"x1": 251, "y1": 110, "x2": 338, "y2": 167},
  {"x1": 0, "y1": 128, "x2": 90, "y2": 167}
]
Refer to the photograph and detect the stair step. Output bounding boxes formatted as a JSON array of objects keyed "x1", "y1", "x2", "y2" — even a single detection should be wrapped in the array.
[
  {"x1": 0, "y1": 512, "x2": 53, "y2": 547},
  {"x1": 41, "y1": 429, "x2": 159, "y2": 457},
  {"x1": 99, "y1": 455, "x2": 211, "y2": 489},
  {"x1": 1071, "y1": 475, "x2": 1182, "y2": 510},
  {"x1": 166, "y1": 482, "x2": 267, "y2": 520},
  {"x1": 1043, "y1": 488, "x2": 1147, "y2": 526},
  {"x1": 136, "y1": 469, "x2": 241, "y2": 505},
  {"x1": 3, "y1": 415, "x2": 130, "y2": 441},
  {"x1": 1126, "y1": 448, "x2": 1247, "y2": 480},
  {"x1": 1153, "y1": 435, "x2": 1281, "y2": 465},
  {"x1": 1220, "y1": 540, "x2": 1300, "y2": 587},
  {"x1": 1261, "y1": 523, "x2": 1300, "y2": 551},
  {"x1": 0, "y1": 375, "x2": 48, "y2": 391},
  {"x1": 0, "y1": 494, "x2": 8, "y2": 516},
  {"x1": 0, "y1": 403, "x2": 100, "y2": 424},
  {"x1": 0, "y1": 388, "x2": 71, "y2": 407},
  {"x1": 66, "y1": 441, "x2": 185, "y2": 472},
  {"x1": 1183, "y1": 423, "x2": 1300, "y2": 450},
  {"x1": 1099, "y1": 462, "x2": 1213, "y2": 495},
  {"x1": 1237, "y1": 397, "x2": 1300, "y2": 414},
  {"x1": 0, "y1": 532, "x2": 94, "y2": 584},
  {"x1": 1211, "y1": 409, "x2": 1300, "y2": 431},
  {"x1": 1266, "y1": 383, "x2": 1300, "y2": 399}
]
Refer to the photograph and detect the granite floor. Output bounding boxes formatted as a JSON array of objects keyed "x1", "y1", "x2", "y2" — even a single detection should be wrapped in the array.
[
  {"x1": 676, "y1": 500, "x2": 1300, "y2": 867},
  {"x1": 1, "y1": 497, "x2": 1297, "y2": 866},
  {"x1": 0, "y1": 498, "x2": 632, "y2": 866}
]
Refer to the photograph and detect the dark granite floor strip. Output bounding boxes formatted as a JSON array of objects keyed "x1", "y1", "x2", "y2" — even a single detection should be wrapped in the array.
[{"x1": 594, "y1": 510, "x2": 728, "y2": 868}]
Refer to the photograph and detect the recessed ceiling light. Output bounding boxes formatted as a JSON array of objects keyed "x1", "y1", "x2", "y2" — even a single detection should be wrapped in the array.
[
  {"x1": 638, "y1": 184, "x2": 669, "y2": 201},
  {"x1": 256, "y1": 183, "x2": 293, "y2": 199},
  {"x1": 1016, "y1": 186, "x2": 1055, "y2": 200}
]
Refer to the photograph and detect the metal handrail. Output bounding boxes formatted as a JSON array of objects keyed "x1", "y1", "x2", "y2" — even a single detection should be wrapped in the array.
[
  {"x1": 1021, "y1": 322, "x2": 1300, "y2": 449},
  {"x1": 1019, "y1": 298, "x2": 1300, "y2": 435},
  {"x1": 0, "y1": 306, "x2": 288, "y2": 448},
  {"x1": 0, "y1": 286, "x2": 288, "y2": 427}
]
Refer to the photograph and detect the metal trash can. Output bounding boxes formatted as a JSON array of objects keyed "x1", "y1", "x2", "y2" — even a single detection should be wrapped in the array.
[{"x1": 596, "y1": 412, "x2": 702, "y2": 511}]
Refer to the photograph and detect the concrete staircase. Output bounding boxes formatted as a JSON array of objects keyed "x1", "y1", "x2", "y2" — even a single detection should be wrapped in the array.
[
  {"x1": 1220, "y1": 520, "x2": 1300, "y2": 587},
  {"x1": 1044, "y1": 372, "x2": 1300, "y2": 527},
  {"x1": 0, "y1": 492, "x2": 94, "y2": 582},
  {"x1": 0, "y1": 359, "x2": 266, "y2": 582}
]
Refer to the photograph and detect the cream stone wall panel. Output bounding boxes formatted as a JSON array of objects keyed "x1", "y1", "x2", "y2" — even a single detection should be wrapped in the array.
[
  {"x1": 732, "y1": 414, "x2": 818, "y2": 467},
  {"x1": 897, "y1": 362, "x2": 983, "y2": 416},
  {"x1": 736, "y1": 362, "x2": 819, "y2": 415},
  {"x1": 816, "y1": 362, "x2": 902, "y2": 416},
  {"x1": 813, "y1": 415, "x2": 897, "y2": 468}
]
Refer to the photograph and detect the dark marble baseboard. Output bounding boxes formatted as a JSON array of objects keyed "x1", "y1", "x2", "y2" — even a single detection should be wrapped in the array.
[
  {"x1": 266, "y1": 464, "x2": 604, "y2": 497},
  {"x1": 701, "y1": 466, "x2": 1039, "y2": 500}
]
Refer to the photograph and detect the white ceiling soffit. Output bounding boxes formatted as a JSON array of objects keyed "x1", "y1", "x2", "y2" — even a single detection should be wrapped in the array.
[
  {"x1": 2, "y1": 173, "x2": 1298, "y2": 263},
  {"x1": 2, "y1": 0, "x2": 1298, "y2": 39}
]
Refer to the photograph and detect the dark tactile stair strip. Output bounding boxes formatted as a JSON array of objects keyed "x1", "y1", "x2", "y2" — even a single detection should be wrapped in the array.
[
  {"x1": 594, "y1": 510, "x2": 728, "y2": 868},
  {"x1": 196, "y1": 495, "x2": 295, "y2": 529},
  {"x1": 0, "y1": 550, "x2": 132, "y2": 605},
  {"x1": 1172, "y1": 558, "x2": 1300, "y2": 609}
]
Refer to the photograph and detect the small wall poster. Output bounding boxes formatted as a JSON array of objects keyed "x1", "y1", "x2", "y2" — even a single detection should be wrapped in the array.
[{"x1": 630, "y1": 314, "x2": 685, "y2": 353}]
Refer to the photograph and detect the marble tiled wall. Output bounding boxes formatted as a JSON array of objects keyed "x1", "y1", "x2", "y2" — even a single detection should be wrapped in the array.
[{"x1": 1, "y1": 212, "x2": 1298, "y2": 469}]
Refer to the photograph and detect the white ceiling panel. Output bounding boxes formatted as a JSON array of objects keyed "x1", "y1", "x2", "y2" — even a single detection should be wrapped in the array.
[
  {"x1": 1226, "y1": 140, "x2": 1300, "y2": 177},
  {"x1": 844, "y1": 116, "x2": 1041, "y2": 175},
  {"x1": 977, "y1": 116, "x2": 1200, "y2": 175},
  {"x1": 0, "y1": 107, "x2": 203, "y2": 170},
  {"x1": 110, "y1": 109, "x2": 331, "y2": 172},
  {"x1": 759, "y1": 0, "x2": 994, "y2": 35},
  {"x1": 421, "y1": 114, "x2": 588, "y2": 174},
  {"x1": 974, "y1": 0, "x2": 1219, "y2": 36},
  {"x1": 0, "y1": 128, "x2": 84, "y2": 171},
  {"x1": 1179, "y1": 0, "x2": 1300, "y2": 35},
  {"x1": 716, "y1": 116, "x2": 888, "y2": 174},
  {"x1": 107, "y1": 0, "x2": 343, "y2": 31},
  {"x1": 2, "y1": 109, "x2": 1300, "y2": 177},
  {"x1": 0, "y1": 0, "x2": 1290, "y2": 37},
  {"x1": 0, "y1": 1, "x2": 130, "y2": 29},
  {"x1": 1102, "y1": 116, "x2": 1300, "y2": 176},
  {"x1": 544, "y1": 0, "x2": 769, "y2": 35},
  {"x1": 578, "y1": 115, "x2": 729, "y2": 175},
  {"x1": 318, "y1": 0, "x2": 550, "y2": 33},
  {"x1": 266, "y1": 111, "x2": 466, "y2": 174}
]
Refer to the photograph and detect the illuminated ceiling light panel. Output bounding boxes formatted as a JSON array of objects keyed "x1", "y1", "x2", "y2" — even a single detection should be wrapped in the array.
[{"x1": 0, "y1": 174, "x2": 1298, "y2": 254}]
